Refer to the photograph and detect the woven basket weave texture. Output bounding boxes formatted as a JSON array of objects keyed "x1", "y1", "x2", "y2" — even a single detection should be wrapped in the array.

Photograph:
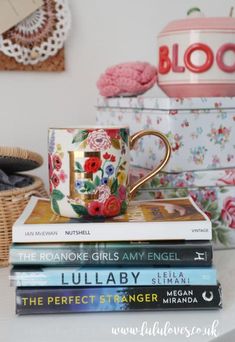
[{"x1": 0, "y1": 176, "x2": 47, "y2": 266}]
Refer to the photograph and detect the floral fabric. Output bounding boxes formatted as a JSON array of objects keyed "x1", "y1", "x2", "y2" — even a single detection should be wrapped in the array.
[
  {"x1": 96, "y1": 96, "x2": 235, "y2": 172},
  {"x1": 130, "y1": 166, "x2": 235, "y2": 249}
]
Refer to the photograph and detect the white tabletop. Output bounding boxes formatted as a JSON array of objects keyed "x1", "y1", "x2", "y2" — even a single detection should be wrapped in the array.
[{"x1": 0, "y1": 249, "x2": 235, "y2": 342}]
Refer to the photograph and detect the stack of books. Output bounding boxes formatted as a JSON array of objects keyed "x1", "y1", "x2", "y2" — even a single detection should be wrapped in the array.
[{"x1": 9, "y1": 196, "x2": 222, "y2": 315}]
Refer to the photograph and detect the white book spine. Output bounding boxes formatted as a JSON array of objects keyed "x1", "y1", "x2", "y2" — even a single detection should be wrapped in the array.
[
  {"x1": 13, "y1": 221, "x2": 212, "y2": 243},
  {"x1": 12, "y1": 197, "x2": 212, "y2": 243}
]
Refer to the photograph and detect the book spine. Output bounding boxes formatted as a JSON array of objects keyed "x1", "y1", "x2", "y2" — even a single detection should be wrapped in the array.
[
  {"x1": 10, "y1": 244, "x2": 213, "y2": 266},
  {"x1": 16, "y1": 284, "x2": 222, "y2": 315},
  {"x1": 11, "y1": 267, "x2": 217, "y2": 287},
  {"x1": 12, "y1": 221, "x2": 212, "y2": 243}
]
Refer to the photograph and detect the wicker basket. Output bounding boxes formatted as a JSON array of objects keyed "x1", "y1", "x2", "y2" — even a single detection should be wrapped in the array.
[
  {"x1": 0, "y1": 147, "x2": 47, "y2": 267},
  {"x1": 0, "y1": 176, "x2": 47, "y2": 266}
]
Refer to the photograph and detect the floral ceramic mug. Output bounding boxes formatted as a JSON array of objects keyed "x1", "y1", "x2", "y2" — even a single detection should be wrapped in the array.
[{"x1": 48, "y1": 127, "x2": 171, "y2": 218}]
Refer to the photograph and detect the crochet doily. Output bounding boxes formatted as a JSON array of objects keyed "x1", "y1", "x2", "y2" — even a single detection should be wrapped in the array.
[{"x1": 0, "y1": 0, "x2": 71, "y2": 65}]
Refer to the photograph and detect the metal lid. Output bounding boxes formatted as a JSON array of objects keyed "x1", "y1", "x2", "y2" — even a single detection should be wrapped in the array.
[
  {"x1": 159, "y1": 17, "x2": 235, "y2": 35},
  {"x1": 97, "y1": 96, "x2": 235, "y2": 111}
]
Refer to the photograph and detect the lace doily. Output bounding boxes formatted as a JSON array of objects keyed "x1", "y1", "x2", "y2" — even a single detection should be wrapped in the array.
[{"x1": 0, "y1": 0, "x2": 71, "y2": 65}]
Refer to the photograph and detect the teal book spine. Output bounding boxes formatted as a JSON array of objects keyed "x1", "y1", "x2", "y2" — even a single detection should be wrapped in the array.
[
  {"x1": 10, "y1": 266, "x2": 217, "y2": 287},
  {"x1": 10, "y1": 242, "x2": 213, "y2": 266}
]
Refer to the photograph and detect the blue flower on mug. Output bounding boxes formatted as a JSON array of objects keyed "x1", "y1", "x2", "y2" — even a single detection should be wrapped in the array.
[
  {"x1": 101, "y1": 177, "x2": 109, "y2": 185},
  {"x1": 105, "y1": 164, "x2": 114, "y2": 176},
  {"x1": 75, "y1": 180, "x2": 84, "y2": 190}
]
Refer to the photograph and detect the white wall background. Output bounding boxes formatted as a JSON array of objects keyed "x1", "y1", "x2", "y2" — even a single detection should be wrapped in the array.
[{"x1": 0, "y1": 0, "x2": 233, "y2": 187}]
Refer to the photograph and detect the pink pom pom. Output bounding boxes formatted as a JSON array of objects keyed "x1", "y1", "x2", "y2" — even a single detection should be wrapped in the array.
[{"x1": 97, "y1": 62, "x2": 157, "y2": 97}]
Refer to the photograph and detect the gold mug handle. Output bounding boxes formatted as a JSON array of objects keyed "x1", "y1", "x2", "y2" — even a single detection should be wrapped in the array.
[{"x1": 129, "y1": 130, "x2": 171, "y2": 199}]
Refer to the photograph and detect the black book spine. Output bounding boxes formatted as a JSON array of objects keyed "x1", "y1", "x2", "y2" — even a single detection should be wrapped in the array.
[
  {"x1": 16, "y1": 284, "x2": 222, "y2": 315},
  {"x1": 11, "y1": 242, "x2": 213, "y2": 266}
]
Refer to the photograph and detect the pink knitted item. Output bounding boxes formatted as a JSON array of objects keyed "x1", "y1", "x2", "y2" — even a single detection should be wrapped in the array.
[{"x1": 97, "y1": 62, "x2": 157, "y2": 97}]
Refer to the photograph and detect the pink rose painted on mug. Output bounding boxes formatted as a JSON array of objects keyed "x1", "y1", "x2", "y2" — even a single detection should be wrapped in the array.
[{"x1": 87, "y1": 129, "x2": 111, "y2": 150}]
